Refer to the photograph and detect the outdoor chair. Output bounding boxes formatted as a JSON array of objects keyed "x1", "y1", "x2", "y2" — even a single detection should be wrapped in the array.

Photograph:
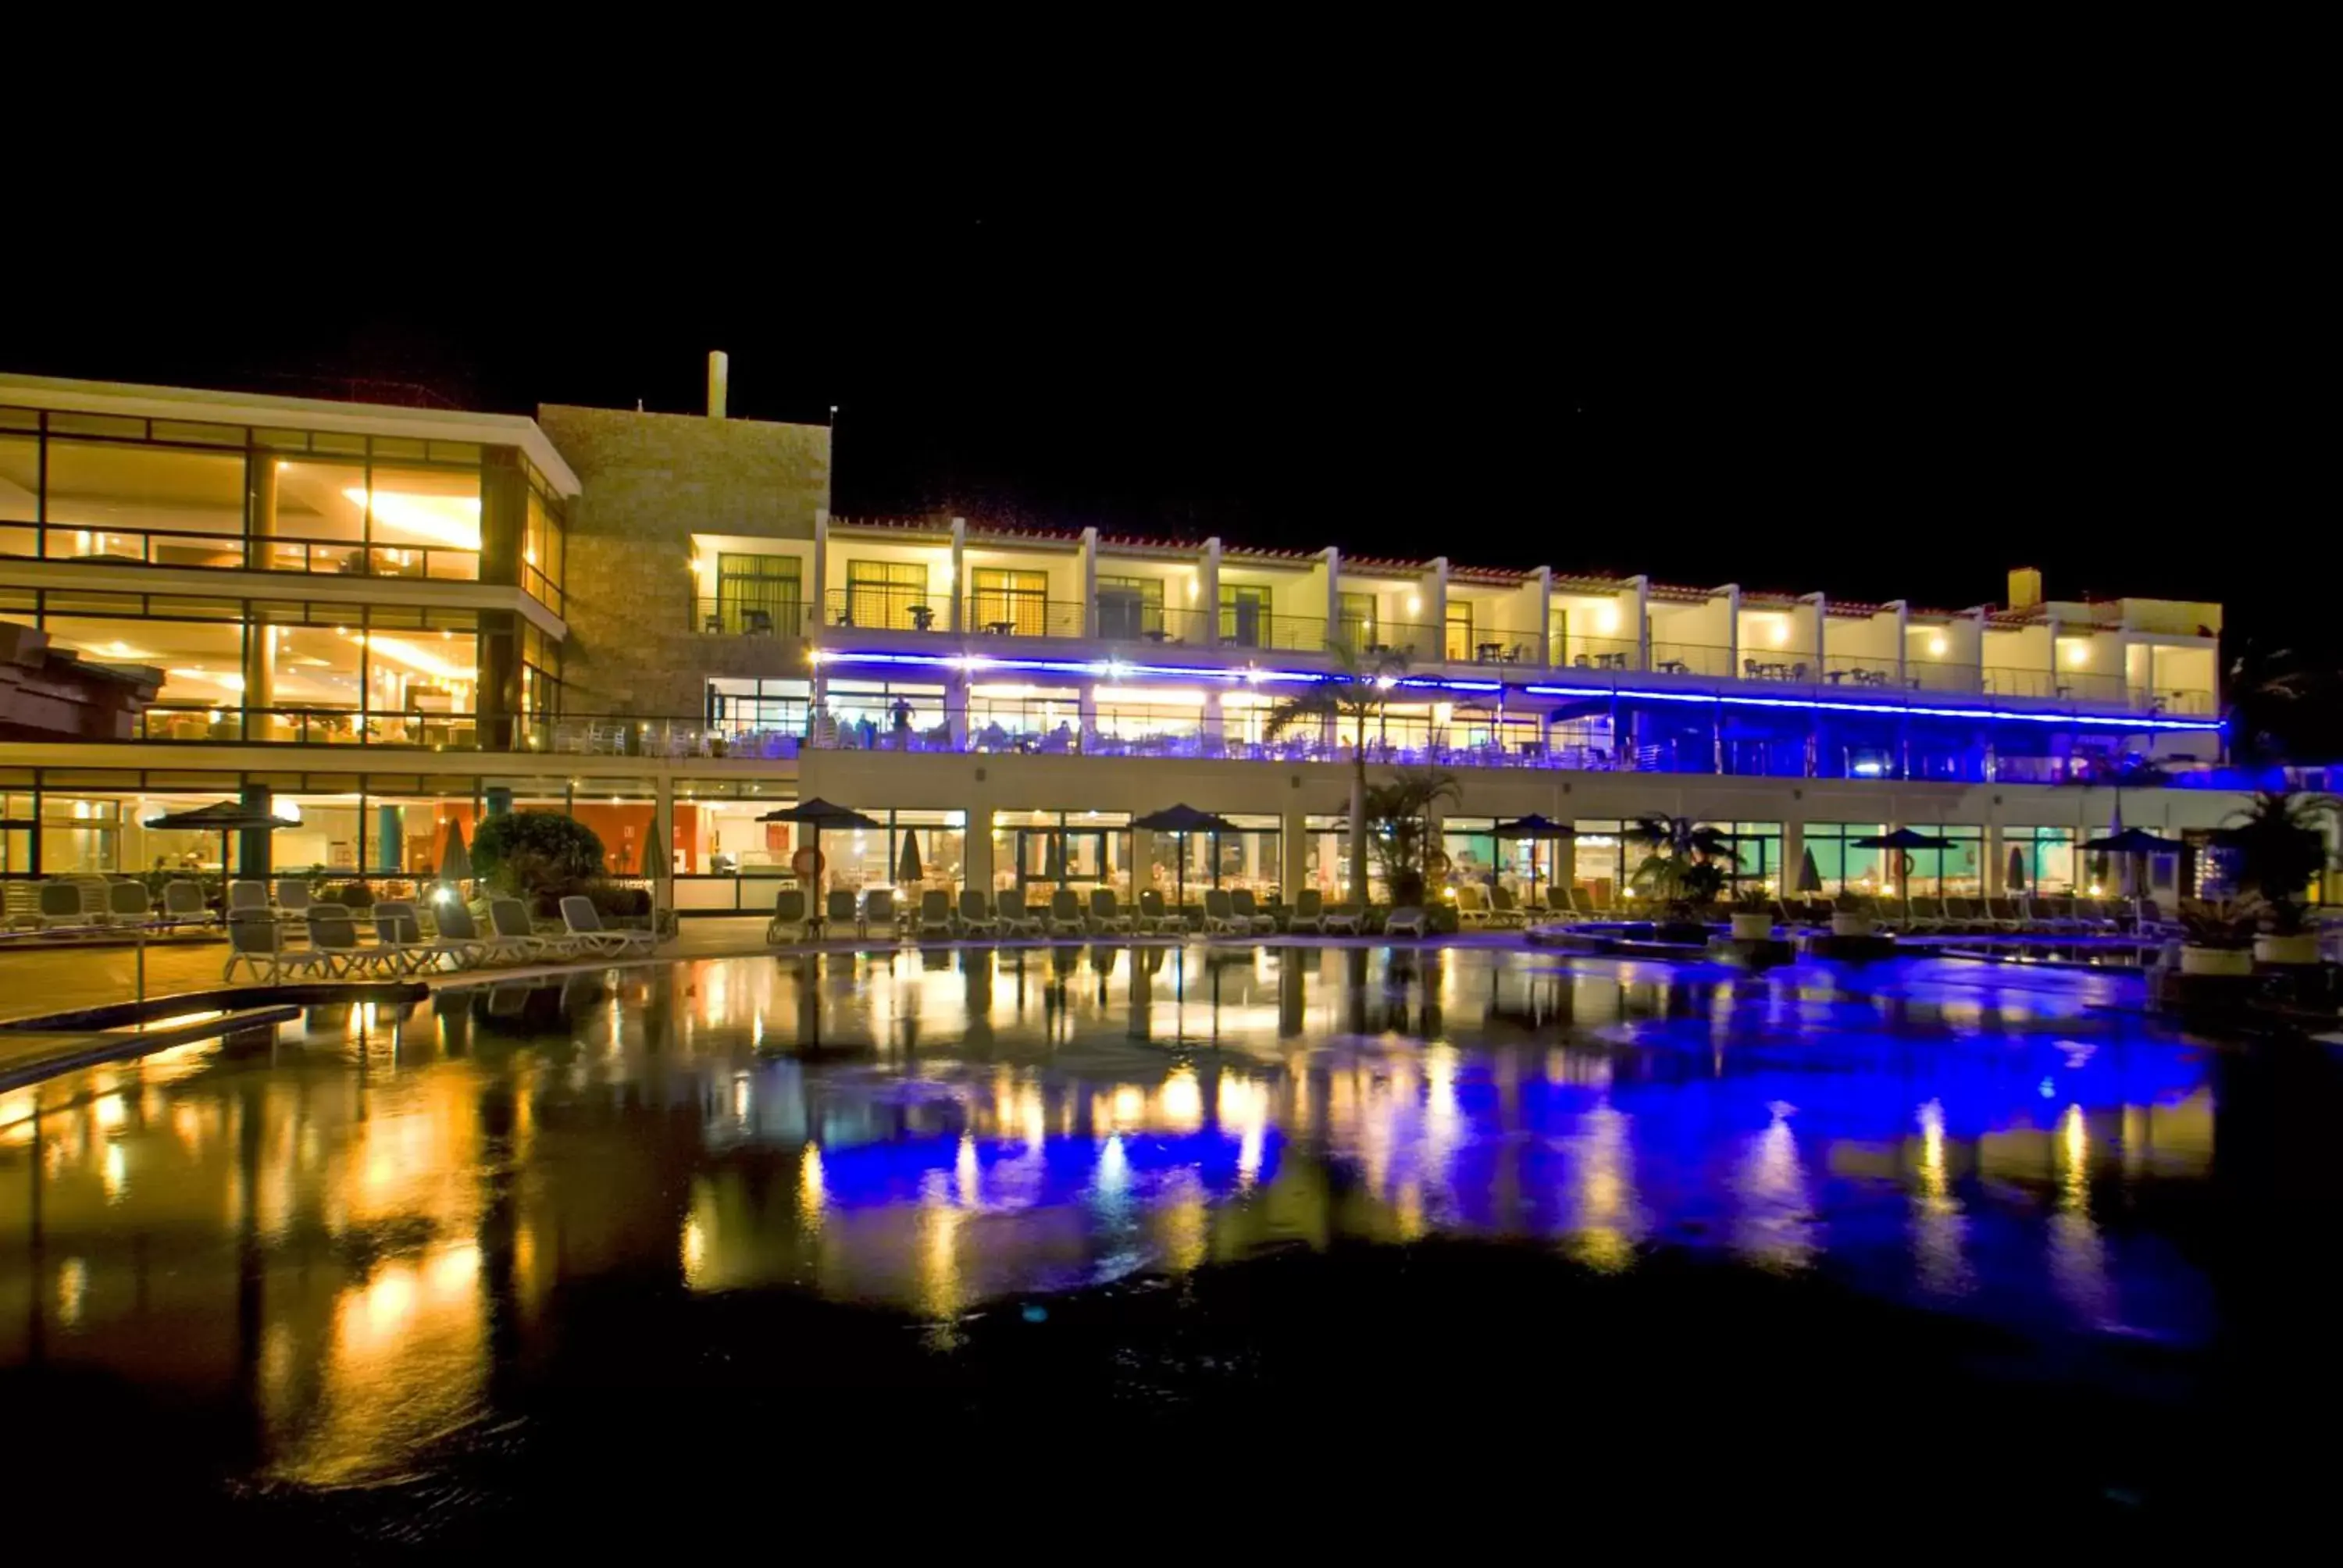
[
  {"x1": 1453, "y1": 884, "x2": 1492, "y2": 928},
  {"x1": 37, "y1": 882, "x2": 84, "y2": 929},
  {"x1": 1048, "y1": 889, "x2": 1087, "y2": 936},
  {"x1": 305, "y1": 906, "x2": 388, "y2": 977},
  {"x1": 489, "y1": 896, "x2": 574, "y2": 960},
  {"x1": 956, "y1": 889, "x2": 1000, "y2": 937},
  {"x1": 222, "y1": 911, "x2": 287, "y2": 982},
  {"x1": 106, "y1": 880, "x2": 152, "y2": 923},
  {"x1": 1487, "y1": 886, "x2": 1529, "y2": 929},
  {"x1": 159, "y1": 879, "x2": 213, "y2": 928},
  {"x1": 227, "y1": 880, "x2": 270, "y2": 917},
  {"x1": 560, "y1": 895, "x2": 656, "y2": 957},
  {"x1": 996, "y1": 889, "x2": 1043, "y2": 937},
  {"x1": 1089, "y1": 888, "x2": 1133, "y2": 935},
  {"x1": 766, "y1": 888, "x2": 811, "y2": 944},
  {"x1": 1229, "y1": 889, "x2": 1277, "y2": 934},
  {"x1": 1136, "y1": 889, "x2": 1180, "y2": 934},
  {"x1": 1286, "y1": 889, "x2": 1325, "y2": 933},
  {"x1": 1321, "y1": 903, "x2": 1364, "y2": 935},
  {"x1": 863, "y1": 888, "x2": 900, "y2": 939},
  {"x1": 1201, "y1": 889, "x2": 1245, "y2": 934},
  {"x1": 370, "y1": 900, "x2": 470, "y2": 974},
  {"x1": 274, "y1": 878, "x2": 312, "y2": 917},
  {"x1": 1385, "y1": 906, "x2": 1430, "y2": 938},
  {"x1": 428, "y1": 899, "x2": 501, "y2": 966},
  {"x1": 827, "y1": 889, "x2": 863, "y2": 937},
  {"x1": 917, "y1": 889, "x2": 955, "y2": 939}
]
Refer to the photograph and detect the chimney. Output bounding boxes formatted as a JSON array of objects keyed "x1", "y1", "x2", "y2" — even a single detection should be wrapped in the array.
[
  {"x1": 2007, "y1": 566, "x2": 2042, "y2": 610},
  {"x1": 707, "y1": 351, "x2": 729, "y2": 419}
]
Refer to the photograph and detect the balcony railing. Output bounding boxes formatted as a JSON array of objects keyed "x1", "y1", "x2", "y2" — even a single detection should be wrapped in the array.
[
  {"x1": 824, "y1": 586, "x2": 946, "y2": 633},
  {"x1": 1557, "y1": 637, "x2": 1642, "y2": 673},
  {"x1": 1228, "y1": 611, "x2": 1328, "y2": 654},
  {"x1": 963, "y1": 594, "x2": 1086, "y2": 640},
  {"x1": 1649, "y1": 642, "x2": 1732, "y2": 677},
  {"x1": 9, "y1": 523, "x2": 480, "y2": 581},
  {"x1": 1446, "y1": 628, "x2": 1546, "y2": 667},
  {"x1": 1097, "y1": 604, "x2": 1215, "y2": 647},
  {"x1": 691, "y1": 596, "x2": 810, "y2": 636}
]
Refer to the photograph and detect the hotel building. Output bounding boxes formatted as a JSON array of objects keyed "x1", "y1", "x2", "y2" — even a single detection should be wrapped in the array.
[{"x1": 0, "y1": 365, "x2": 2258, "y2": 917}]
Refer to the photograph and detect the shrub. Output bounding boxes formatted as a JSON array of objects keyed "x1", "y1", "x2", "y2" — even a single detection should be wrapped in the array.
[{"x1": 474, "y1": 811, "x2": 606, "y2": 895}]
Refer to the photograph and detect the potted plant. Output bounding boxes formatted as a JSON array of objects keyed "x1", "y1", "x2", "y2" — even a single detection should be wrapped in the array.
[
  {"x1": 2213, "y1": 791, "x2": 2335, "y2": 965},
  {"x1": 1728, "y1": 886, "x2": 1774, "y2": 941},
  {"x1": 1830, "y1": 899, "x2": 1875, "y2": 937},
  {"x1": 2177, "y1": 898, "x2": 2259, "y2": 976},
  {"x1": 1627, "y1": 815, "x2": 1737, "y2": 943}
]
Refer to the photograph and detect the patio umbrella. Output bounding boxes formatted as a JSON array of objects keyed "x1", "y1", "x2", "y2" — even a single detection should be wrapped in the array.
[
  {"x1": 141, "y1": 800, "x2": 293, "y2": 885},
  {"x1": 1494, "y1": 814, "x2": 1575, "y2": 902},
  {"x1": 758, "y1": 797, "x2": 885, "y2": 903},
  {"x1": 897, "y1": 829, "x2": 924, "y2": 886},
  {"x1": 431, "y1": 818, "x2": 473, "y2": 908},
  {"x1": 1132, "y1": 804, "x2": 1236, "y2": 920},
  {"x1": 2006, "y1": 846, "x2": 2028, "y2": 893},
  {"x1": 1852, "y1": 828, "x2": 1951, "y2": 920},
  {"x1": 1796, "y1": 846, "x2": 1822, "y2": 896},
  {"x1": 2082, "y1": 826, "x2": 2184, "y2": 903}
]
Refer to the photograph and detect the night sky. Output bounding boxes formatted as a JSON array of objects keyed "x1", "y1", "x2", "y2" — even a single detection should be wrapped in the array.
[{"x1": 6, "y1": 91, "x2": 2320, "y2": 664}]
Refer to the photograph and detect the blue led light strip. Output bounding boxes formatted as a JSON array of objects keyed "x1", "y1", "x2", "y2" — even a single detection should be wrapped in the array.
[
  {"x1": 1521, "y1": 684, "x2": 2223, "y2": 732},
  {"x1": 808, "y1": 650, "x2": 2220, "y2": 731}
]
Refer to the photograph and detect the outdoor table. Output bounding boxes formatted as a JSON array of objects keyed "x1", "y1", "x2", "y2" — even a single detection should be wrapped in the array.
[
  {"x1": 984, "y1": 621, "x2": 1014, "y2": 636},
  {"x1": 1475, "y1": 642, "x2": 1505, "y2": 663},
  {"x1": 908, "y1": 604, "x2": 935, "y2": 629},
  {"x1": 1657, "y1": 658, "x2": 1688, "y2": 674}
]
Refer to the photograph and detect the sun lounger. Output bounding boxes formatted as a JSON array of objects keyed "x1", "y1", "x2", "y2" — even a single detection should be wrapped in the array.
[
  {"x1": 917, "y1": 889, "x2": 955, "y2": 938},
  {"x1": 1136, "y1": 889, "x2": 1181, "y2": 933},
  {"x1": 1385, "y1": 906, "x2": 1429, "y2": 937},
  {"x1": 956, "y1": 889, "x2": 999, "y2": 937},
  {"x1": 864, "y1": 888, "x2": 901, "y2": 939},
  {"x1": 1202, "y1": 889, "x2": 1245, "y2": 935},
  {"x1": 1048, "y1": 889, "x2": 1087, "y2": 936},
  {"x1": 1453, "y1": 885, "x2": 1492, "y2": 928},
  {"x1": 1321, "y1": 903, "x2": 1364, "y2": 935},
  {"x1": 767, "y1": 888, "x2": 811, "y2": 943},
  {"x1": 1089, "y1": 888, "x2": 1133, "y2": 935},
  {"x1": 489, "y1": 896, "x2": 574, "y2": 960},
  {"x1": 1286, "y1": 889, "x2": 1325, "y2": 932},
  {"x1": 1229, "y1": 889, "x2": 1277, "y2": 934},
  {"x1": 560, "y1": 895, "x2": 656, "y2": 957},
  {"x1": 826, "y1": 889, "x2": 863, "y2": 937},
  {"x1": 996, "y1": 889, "x2": 1043, "y2": 937}
]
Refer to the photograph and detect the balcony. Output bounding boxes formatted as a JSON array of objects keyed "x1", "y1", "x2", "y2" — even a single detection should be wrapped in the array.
[
  {"x1": 1446, "y1": 629, "x2": 1546, "y2": 668},
  {"x1": 961, "y1": 593, "x2": 1085, "y2": 640},
  {"x1": 12, "y1": 523, "x2": 480, "y2": 581},
  {"x1": 691, "y1": 596, "x2": 810, "y2": 637}
]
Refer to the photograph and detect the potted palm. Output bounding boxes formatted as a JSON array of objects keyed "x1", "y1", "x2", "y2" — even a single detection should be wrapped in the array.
[
  {"x1": 1728, "y1": 886, "x2": 1774, "y2": 941},
  {"x1": 2213, "y1": 791, "x2": 2335, "y2": 965},
  {"x1": 2177, "y1": 899, "x2": 2259, "y2": 976}
]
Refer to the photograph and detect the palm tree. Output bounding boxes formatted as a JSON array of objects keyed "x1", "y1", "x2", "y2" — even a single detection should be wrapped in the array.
[
  {"x1": 1364, "y1": 768, "x2": 1462, "y2": 906},
  {"x1": 1625, "y1": 814, "x2": 1738, "y2": 908},
  {"x1": 2214, "y1": 790, "x2": 2338, "y2": 928},
  {"x1": 1265, "y1": 642, "x2": 1412, "y2": 903}
]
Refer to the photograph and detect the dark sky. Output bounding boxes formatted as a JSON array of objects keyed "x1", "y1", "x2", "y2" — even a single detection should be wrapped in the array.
[{"x1": 5, "y1": 74, "x2": 2320, "y2": 659}]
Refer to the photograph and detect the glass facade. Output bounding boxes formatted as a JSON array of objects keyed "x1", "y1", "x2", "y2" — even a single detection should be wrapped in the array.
[
  {"x1": 0, "y1": 405, "x2": 564, "y2": 590},
  {"x1": 1803, "y1": 822, "x2": 1890, "y2": 896},
  {"x1": 2, "y1": 586, "x2": 508, "y2": 747}
]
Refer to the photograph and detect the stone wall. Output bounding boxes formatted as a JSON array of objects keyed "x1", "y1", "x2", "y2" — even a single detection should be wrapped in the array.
[{"x1": 537, "y1": 404, "x2": 829, "y2": 718}]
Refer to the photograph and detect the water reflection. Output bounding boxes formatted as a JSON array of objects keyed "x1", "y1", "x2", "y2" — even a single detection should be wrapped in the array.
[{"x1": 0, "y1": 946, "x2": 2228, "y2": 1484}]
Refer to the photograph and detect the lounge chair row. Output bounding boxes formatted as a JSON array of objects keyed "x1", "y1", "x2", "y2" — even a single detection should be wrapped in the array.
[
  {"x1": 764, "y1": 886, "x2": 1435, "y2": 943},
  {"x1": 224, "y1": 896, "x2": 653, "y2": 981},
  {"x1": 3, "y1": 876, "x2": 218, "y2": 932}
]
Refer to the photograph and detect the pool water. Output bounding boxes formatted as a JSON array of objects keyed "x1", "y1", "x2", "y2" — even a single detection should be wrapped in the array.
[{"x1": 1, "y1": 944, "x2": 2330, "y2": 1531}]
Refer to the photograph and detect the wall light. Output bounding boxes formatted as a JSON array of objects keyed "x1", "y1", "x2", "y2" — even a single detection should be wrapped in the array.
[
  {"x1": 1928, "y1": 633, "x2": 1948, "y2": 657},
  {"x1": 1407, "y1": 593, "x2": 1423, "y2": 616},
  {"x1": 1595, "y1": 604, "x2": 1621, "y2": 635},
  {"x1": 1768, "y1": 618, "x2": 1789, "y2": 647}
]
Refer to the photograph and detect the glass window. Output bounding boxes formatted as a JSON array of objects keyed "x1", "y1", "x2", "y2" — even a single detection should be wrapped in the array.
[
  {"x1": 525, "y1": 486, "x2": 565, "y2": 607},
  {"x1": 266, "y1": 457, "x2": 367, "y2": 574},
  {"x1": 40, "y1": 795, "x2": 121, "y2": 875},
  {"x1": 1338, "y1": 591, "x2": 1377, "y2": 650},
  {"x1": 1220, "y1": 583, "x2": 1271, "y2": 647},
  {"x1": 1803, "y1": 822, "x2": 1888, "y2": 896},
  {"x1": 361, "y1": 621, "x2": 478, "y2": 747},
  {"x1": 1097, "y1": 575, "x2": 1164, "y2": 640},
  {"x1": 1445, "y1": 602, "x2": 1474, "y2": 661},
  {"x1": 366, "y1": 464, "x2": 481, "y2": 579},
  {"x1": 970, "y1": 568, "x2": 1047, "y2": 636},
  {"x1": 1571, "y1": 821, "x2": 1626, "y2": 904},
  {"x1": 715, "y1": 552, "x2": 801, "y2": 635},
  {"x1": 0, "y1": 434, "x2": 35, "y2": 558},
  {"x1": 43, "y1": 440, "x2": 246, "y2": 565},
  {"x1": 1698, "y1": 821, "x2": 1782, "y2": 890},
  {"x1": 1906, "y1": 825, "x2": 1985, "y2": 896},
  {"x1": 845, "y1": 560, "x2": 928, "y2": 630},
  {"x1": 2006, "y1": 825, "x2": 2077, "y2": 894}
]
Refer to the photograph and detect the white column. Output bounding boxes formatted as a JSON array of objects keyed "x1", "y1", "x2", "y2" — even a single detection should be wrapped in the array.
[
  {"x1": 947, "y1": 517, "x2": 967, "y2": 634},
  {"x1": 1280, "y1": 806, "x2": 1306, "y2": 901},
  {"x1": 1079, "y1": 526, "x2": 1099, "y2": 637}
]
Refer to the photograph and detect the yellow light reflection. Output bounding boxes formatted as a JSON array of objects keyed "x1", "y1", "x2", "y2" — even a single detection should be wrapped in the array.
[{"x1": 798, "y1": 1144, "x2": 827, "y2": 1228}]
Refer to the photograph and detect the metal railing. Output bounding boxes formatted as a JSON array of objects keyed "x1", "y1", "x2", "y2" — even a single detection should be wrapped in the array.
[
  {"x1": 1446, "y1": 628, "x2": 1546, "y2": 667},
  {"x1": 1555, "y1": 637, "x2": 1642, "y2": 673},
  {"x1": 11, "y1": 523, "x2": 480, "y2": 581},
  {"x1": 1226, "y1": 611, "x2": 1328, "y2": 654},
  {"x1": 134, "y1": 705, "x2": 480, "y2": 747},
  {"x1": 1649, "y1": 642, "x2": 1731, "y2": 677},
  {"x1": 1097, "y1": 604, "x2": 1215, "y2": 647},
  {"x1": 824, "y1": 586, "x2": 946, "y2": 632},
  {"x1": 690, "y1": 596, "x2": 811, "y2": 636},
  {"x1": 962, "y1": 594, "x2": 1086, "y2": 640}
]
